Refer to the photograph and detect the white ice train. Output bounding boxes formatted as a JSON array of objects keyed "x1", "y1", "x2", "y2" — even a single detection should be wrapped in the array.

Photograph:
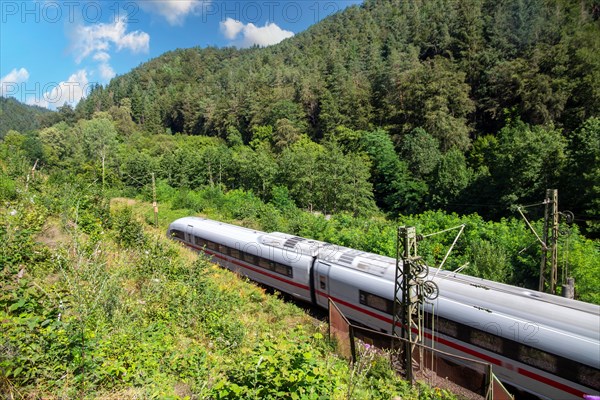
[{"x1": 168, "y1": 217, "x2": 600, "y2": 399}]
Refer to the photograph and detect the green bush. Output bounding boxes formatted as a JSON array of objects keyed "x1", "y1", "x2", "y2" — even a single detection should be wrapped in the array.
[
  {"x1": 112, "y1": 206, "x2": 146, "y2": 248},
  {"x1": 214, "y1": 332, "x2": 342, "y2": 399},
  {"x1": 0, "y1": 278, "x2": 74, "y2": 392},
  {"x1": 0, "y1": 174, "x2": 17, "y2": 201}
]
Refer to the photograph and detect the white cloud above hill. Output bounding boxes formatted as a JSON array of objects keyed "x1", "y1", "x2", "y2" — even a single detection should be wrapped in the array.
[
  {"x1": 27, "y1": 70, "x2": 89, "y2": 109},
  {"x1": 220, "y1": 18, "x2": 294, "y2": 48},
  {"x1": 0, "y1": 67, "x2": 30, "y2": 97},
  {"x1": 71, "y1": 16, "x2": 150, "y2": 64}
]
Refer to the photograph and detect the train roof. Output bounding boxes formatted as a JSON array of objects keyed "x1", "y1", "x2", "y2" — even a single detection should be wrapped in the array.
[
  {"x1": 319, "y1": 245, "x2": 397, "y2": 278},
  {"x1": 434, "y1": 269, "x2": 600, "y2": 316},
  {"x1": 258, "y1": 233, "x2": 400, "y2": 278},
  {"x1": 258, "y1": 232, "x2": 327, "y2": 257},
  {"x1": 170, "y1": 216, "x2": 263, "y2": 243},
  {"x1": 170, "y1": 217, "x2": 600, "y2": 317}
]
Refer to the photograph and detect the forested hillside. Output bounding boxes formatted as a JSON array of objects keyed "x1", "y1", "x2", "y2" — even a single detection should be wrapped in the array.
[
  {"x1": 72, "y1": 0, "x2": 600, "y2": 229},
  {"x1": 0, "y1": 96, "x2": 53, "y2": 138}
]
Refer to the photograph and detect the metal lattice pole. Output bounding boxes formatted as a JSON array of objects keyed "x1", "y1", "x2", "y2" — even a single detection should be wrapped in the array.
[
  {"x1": 393, "y1": 226, "x2": 419, "y2": 383},
  {"x1": 550, "y1": 189, "x2": 559, "y2": 294}
]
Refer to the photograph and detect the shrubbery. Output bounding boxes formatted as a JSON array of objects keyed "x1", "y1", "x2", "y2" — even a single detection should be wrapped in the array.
[{"x1": 3, "y1": 176, "x2": 451, "y2": 399}]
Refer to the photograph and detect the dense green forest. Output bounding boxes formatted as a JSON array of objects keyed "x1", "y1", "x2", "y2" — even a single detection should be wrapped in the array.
[
  {"x1": 0, "y1": 96, "x2": 52, "y2": 138},
  {"x1": 69, "y1": 0, "x2": 600, "y2": 229}
]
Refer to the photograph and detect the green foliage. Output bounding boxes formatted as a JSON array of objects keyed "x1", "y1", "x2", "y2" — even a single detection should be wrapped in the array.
[
  {"x1": 0, "y1": 96, "x2": 52, "y2": 138},
  {"x1": 0, "y1": 184, "x2": 74, "y2": 395},
  {"x1": 226, "y1": 125, "x2": 243, "y2": 147},
  {"x1": 231, "y1": 143, "x2": 278, "y2": 200},
  {"x1": 360, "y1": 129, "x2": 426, "y2": 214},
  {"x1": 400, "y1": 128, "x2": 442, "y2": 180},
  {"x1": 1, "y1": 174, "x2": 433, "y2": 399},
  {"x1": 112, "y1": 206, "x2": 146, "y2": 248},
  {"x1": 430, "y1": 149, "x2": 473, "y2": 209},
  {"x1": 38, "y1": 122, "x2": 76, "y2": 167},
  {"x1": 0, "y1": 199, "x2": 48, "y2": 271},
  {"x1": 279, "y1": 136, "x2": 324, "y2": 211},
  {"x1": 79, "y1": 115, "x2": 118, "y2": 161},
  {"x1": 4, "y1": 1, "x2": 600, "y2": 394},
  {"x1": 563, "y1": 117, "x2": 600, "y2": 235},
  {"x1": 467, "y1": 240, "x2": 512, "y2": 283},
  {"x1": 269, "y1": 185, "x2": 297, "y2": 212},
  {"x1": 567, "y1": 235, "x2": 600, "y2": 304},
  {"x1": 54, "y1": 0, "x2": 599, "y2": 222},
  {"x1": 0, "y1": 174, "x2": 17, "y2": 201},
  {"x1": 151, "y1": 175, "x2": 599, "y2": 304},
  {"x1": 215, "y1": 331, "x2": 340, "y2": 399},
  {"x1": 121, "y1": 150, "x2": 159, "y2": 188},
  {"x1": 392, "y1": 56, "x2": 474, "y2": 152},
  {"x1": 0, "y1": 277, "x2": 74, "y2": 392},
  {"x1": 315, "y1": 141, "x2": 376, "y2": 216},
  {"x1": 475, "y1": 119, "x2": 566, "y2": 215},
  {"x1": 157, "y1": 138, "x2": 232, "y2": 189}
]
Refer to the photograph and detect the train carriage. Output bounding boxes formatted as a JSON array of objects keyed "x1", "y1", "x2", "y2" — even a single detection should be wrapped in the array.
[{"x1": 168, "y1": 217, "x2": 600, "y2": 399}]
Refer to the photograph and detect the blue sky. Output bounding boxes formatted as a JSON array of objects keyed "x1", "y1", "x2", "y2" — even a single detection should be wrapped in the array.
[{"x1": 1, "y1": 0, "x2": 361, "y2": 109}]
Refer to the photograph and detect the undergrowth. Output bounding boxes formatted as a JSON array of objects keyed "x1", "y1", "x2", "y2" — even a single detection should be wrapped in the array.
[{"x1": 1, "y1": 173, "x2": 456, "y2": 399}]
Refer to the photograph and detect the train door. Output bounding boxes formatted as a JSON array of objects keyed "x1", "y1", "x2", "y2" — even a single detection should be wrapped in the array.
[
  {"x1": 314, "y1": 261, "x2": 331, "y2": 308},
  {"x1": 186, "y1": 224, "x2": 194, "y2": 243}
]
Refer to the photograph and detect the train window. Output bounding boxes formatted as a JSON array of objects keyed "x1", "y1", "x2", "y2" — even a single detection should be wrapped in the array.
[
  {"x1": 435, "y1": 317, "x2": 459, "y2": 338},
  {"x1": 218, "y1": 244, "x2": 228, "y2": 254},
  {"x1": 359, "y1": 291, "x2": 393, "y2": 314},
  {"x1": 470, "y1": 329, "x2": 503, "y2": 353},
  {"x1": 170, "y1": 230, "x2": 185, "y2": 240},
  {"x1": 194, "y1": 236, "x2": 207, "y2": 247},
  {"x1": 242, "y1": 252, "x2": 257, "y2": 264},
  {"x1": 518, "y1": 346, "x2": 558, "y2": 373},
  {"x1": 274, "y1": 262, "x2": 293, "y2": 278},
  {"x1": 577, "y1": 365, "x2": 600, "y2": 391},
  {"x1": 243, "y1": 243, "x2": 262, "y2": 257},
  {"x1": 258, "y1": 257, "x2": 272, "y2": 270},
  {"x1": 230, "y1": 248, "x2": 240, "y2": 259},
  {"x1": 426, "y1": 314, "x2": 596, "y2": 390},
  {"x1": 206, "y1": 241, "x2": 218, "y2": 251}
]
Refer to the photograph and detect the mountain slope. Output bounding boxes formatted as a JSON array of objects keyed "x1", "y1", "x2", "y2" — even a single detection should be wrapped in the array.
[
  {"x1": 70, "y1": 0, "x2": 600, "y2": 227},
  {"x1": 78, "y1": 0, "x2": 600, "y2": 143},
  {"x1": 0, "y1": 96, "x2": 53, "y2": 138}
]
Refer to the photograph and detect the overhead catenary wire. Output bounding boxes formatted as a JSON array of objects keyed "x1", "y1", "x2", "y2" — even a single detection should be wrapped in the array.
[{"x1": 428, "y1": 224, "x2": 466, "y2": 280}]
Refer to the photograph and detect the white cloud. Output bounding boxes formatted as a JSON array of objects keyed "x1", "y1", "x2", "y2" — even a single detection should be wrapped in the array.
[
  {"x1": 92, "y1": 52, "x2": 116, "y2": 81},
  {"x1": 221, "y1": 18, "x2": 244, "y2": 40},
  {"x1": 70, "y1": 17, "x2": 148, "y2": 84},
  {"x1": 0, "y1": 67, "x2": 30, "y2": 97},
  {"x1": 220, "y1": 18, "x2": 294, "y2": 48},
  {"x1": 27, "y1": 70, "x2": 90, "y2": 109},
  {"x1": 138, "y1": 0, "x2": 204, "y2": 25},
  {"x1": 71, "y1": 16, "x2": 150, "y2": 64},
  {"x1": 98, "y1": 62, "x2": 116, "y2": 81},
  {"x1": 93, "y1": 52, "x2": 111, "y2": 62}
]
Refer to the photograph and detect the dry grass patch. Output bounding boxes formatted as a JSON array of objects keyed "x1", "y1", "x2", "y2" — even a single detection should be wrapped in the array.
[{"x1": 35, "y1": 217, "x2": 69, "y2": 248}]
